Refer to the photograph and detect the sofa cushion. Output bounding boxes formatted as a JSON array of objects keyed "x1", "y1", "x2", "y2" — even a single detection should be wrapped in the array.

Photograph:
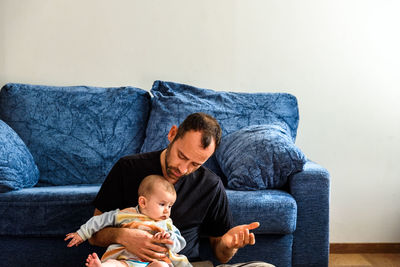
[
  {"x1": 0, "y1": 83, "x2": 151, "y2": 185},
  {"x1": 226, "y1": 189, "x2": 297, "y2": 234},
  {"x1": 216, "y1": 125, "x2": 307, "y2": 190},
  {"x1": 0, "y1": 184, "x2": 100, "y2": 236},
  {"x1": 0, "y1": 185, "x2": 295, "y2": 236},
  {"x1": 0, "y1": 120, "x2": 39, "y2": 192},
  {"x1": 140, "y1": 80, "x2": 299, "y2": 178}
]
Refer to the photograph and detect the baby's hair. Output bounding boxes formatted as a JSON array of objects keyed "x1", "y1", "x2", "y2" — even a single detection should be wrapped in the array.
[{"x1": 138, "y1": 174, "x2": 176, "y2": 198}]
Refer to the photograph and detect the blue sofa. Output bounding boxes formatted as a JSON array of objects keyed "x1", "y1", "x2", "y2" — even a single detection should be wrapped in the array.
[{"x1": 0, "y1": 81, "x2": 330, "y2": 267}]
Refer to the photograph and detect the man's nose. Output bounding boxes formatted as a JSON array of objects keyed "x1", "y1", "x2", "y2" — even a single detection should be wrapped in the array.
[{"x1": 178, "y1": 164, "x2": 188, "y2": 175}]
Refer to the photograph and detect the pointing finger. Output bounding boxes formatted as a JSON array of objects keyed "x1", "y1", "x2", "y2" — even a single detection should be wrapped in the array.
[{"x1": 246, "y1": 222, "x2": 260, "y2": 230}]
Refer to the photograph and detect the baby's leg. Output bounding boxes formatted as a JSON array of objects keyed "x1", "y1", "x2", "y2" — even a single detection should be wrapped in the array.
[
  {"x1": 147, "y1": 261, "x2": 170, "y2": 267},
  {"x1": 86, "y1": 253, "x2": 102, "y2": 267},
  {"x1": 85, "y1": 252, "x2": 128, "y2": 267},
  {"x1": 101, "y1": 259, "x2": 129, "y2": 267}
]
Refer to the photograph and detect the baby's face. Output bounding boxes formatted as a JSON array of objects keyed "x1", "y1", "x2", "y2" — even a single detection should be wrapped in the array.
[{"x1": 142, "y1": 187, "x2": 176, "y2": 221}]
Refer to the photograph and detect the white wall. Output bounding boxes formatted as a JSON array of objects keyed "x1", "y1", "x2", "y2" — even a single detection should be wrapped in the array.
[{"x1": 1, "y1": 0, "x2": 399, "y2": 243}]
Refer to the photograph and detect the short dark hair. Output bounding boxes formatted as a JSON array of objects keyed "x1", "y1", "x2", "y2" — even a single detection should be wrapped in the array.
[{"x1": 174, "y1": 112, "x2": 222, "y2": 150}]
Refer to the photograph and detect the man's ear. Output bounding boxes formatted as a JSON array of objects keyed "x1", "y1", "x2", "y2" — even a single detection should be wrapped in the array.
[
  {"x1": 138, "y1": 196, "x2": 146, "y2": 208},
  {"x1": 167, "y1": 125, "x2": 178, "y2": 143}
]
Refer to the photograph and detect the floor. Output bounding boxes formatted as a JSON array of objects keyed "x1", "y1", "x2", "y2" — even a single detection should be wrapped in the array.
[{"x1": 329, "y1": 253, "x2": 400, "y2": 267}]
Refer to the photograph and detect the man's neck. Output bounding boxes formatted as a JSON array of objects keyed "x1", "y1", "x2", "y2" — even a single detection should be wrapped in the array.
[{"x1": 160, "y1": 149, "x2": 168, "y2": 179}]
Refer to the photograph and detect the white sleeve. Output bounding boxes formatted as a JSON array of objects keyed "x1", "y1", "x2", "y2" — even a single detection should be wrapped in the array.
[
  {"x1": 166, "y1": 222, "x2": 187, "y2": 253},
  {"x1": 76, "y1": 209, "x2": 118, "y2": 241}
]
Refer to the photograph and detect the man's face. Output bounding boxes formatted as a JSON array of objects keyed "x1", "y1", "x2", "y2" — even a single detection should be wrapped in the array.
[{"x1": 163, "y1": 130, "x2": 215, "y2": 184}]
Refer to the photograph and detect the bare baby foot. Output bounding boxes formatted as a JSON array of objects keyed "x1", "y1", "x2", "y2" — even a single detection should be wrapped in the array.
[{"x1": 86, "y1": 252, "x2": 102, "y2": 267}]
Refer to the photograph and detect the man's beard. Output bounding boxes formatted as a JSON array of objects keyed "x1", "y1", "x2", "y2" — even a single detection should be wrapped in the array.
[{"x1": 164, "y1": 144, "x2": 182, "y2": 180}]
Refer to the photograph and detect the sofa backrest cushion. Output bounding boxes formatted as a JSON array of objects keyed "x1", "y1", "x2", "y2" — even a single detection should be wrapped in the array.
[
  {"x1": 0, "y1": 83, "x2": 151, "y2": 186},
  {"x1": 216, "y1": 124, "x2": 307, "y2": 190},
  {"x1": 0, "y1": 120, "x2": 39, "y2": 192},
  {"x1": 140, "y1": 80, "x2": 299, "y2": 179}
]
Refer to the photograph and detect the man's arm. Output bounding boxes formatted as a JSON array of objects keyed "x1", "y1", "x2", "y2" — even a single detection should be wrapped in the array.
[
  {"x1": 209, "y1": 222, "x2": 259, "y2": 264},
  {"x1": 88, "y1": 208, "x2": 173, "y2": 262}
]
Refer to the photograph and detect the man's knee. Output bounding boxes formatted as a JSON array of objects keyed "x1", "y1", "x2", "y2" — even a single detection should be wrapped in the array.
[{"x1": 191, "y1": 261, "x2": 214, "y2": 267}]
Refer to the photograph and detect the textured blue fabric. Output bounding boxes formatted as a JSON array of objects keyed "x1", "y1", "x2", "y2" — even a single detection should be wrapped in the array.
[
  {"x1": 289, "y1": 161, "x2": 330, "y2": 267},
  {"x1": 0, "y1": 236, "x2": 106, "y2": 267},
  {"x1": 140, "y1": 80, "x2": 299, "y2": 177},
  {"x1": 226, "y1": 189, "x2": 297, "y2": 234},
  {"x1": 0, "y1": 120, "x2": 39, "y2": 192},
  {"x1": 0, "y1": 83, "x2": 151, "y2": 185},
  {"x1": 0, "y1": 235, "x2": 292, "y2": 267},
  {"x1": 217, "y1": 125, "x2": 307, "y2": 190},
  {"x1": 0, "y1": 184, "x2": 295, "y2": 237},
  {"x1": 0, "y1": 184, "x2": 100, "y2": 236}
]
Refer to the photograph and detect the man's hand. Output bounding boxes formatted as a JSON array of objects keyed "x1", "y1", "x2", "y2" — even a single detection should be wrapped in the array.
[
  {"x1": 210, "y1": 222, "x2": 260, "y2": 263},
  {"x1": 221, "y1": 222, "x2": 259, "y2": 249},
  {"x1": 116, "y1": 228, "x2": 174, "y2": 262}
]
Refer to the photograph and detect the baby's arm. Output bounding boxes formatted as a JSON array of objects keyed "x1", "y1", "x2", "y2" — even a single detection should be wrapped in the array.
[
  {"x1": 167, "y1": 227, "x2": 186, "y2": 253},
  {"x1": 64, "y1": 209, "x2": 118, "y2": 247}
]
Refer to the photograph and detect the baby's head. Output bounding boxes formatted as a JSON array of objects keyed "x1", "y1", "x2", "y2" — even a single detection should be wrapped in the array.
[{"x1": 138, "y1": 174, "x2": 177, "y2": 221}]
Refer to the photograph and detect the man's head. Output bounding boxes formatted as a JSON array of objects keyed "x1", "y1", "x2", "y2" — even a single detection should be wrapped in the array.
[
  {"x1": 172, "y1": 112, "x2": 222, "y2": 150},
  {"x1": 161, "y1": 113, "x2": 222, "y2": 184},
  {"x1": 138, "y1": 174, "x2": 176, "y2": 221}
]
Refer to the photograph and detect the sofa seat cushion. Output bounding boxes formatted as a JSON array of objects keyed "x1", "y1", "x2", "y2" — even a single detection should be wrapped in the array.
[
  {"x1": 0, "y1": 184, "x2": 100, "y2": 236},
  {"x1": 226, "y1": 189, "x2": 297, "y2": 234},
  {"x1": 0, "y1": 185, "x2": 296, "y2": 236}
]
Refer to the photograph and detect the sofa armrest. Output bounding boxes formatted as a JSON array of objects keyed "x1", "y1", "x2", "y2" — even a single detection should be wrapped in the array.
[{"x1": 289, "y1": 161, "x2": 330, "y2": 267}]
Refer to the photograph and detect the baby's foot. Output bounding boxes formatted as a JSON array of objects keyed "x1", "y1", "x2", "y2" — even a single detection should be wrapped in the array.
[{"x1": 86, "y1": 252, "x2": 102, "y2": 267}]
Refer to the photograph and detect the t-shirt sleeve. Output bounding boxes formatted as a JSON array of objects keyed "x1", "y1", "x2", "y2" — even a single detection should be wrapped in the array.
[
  {"x1": 200, "y1": 179, "x2": 233, "y2": 237},
  {"x1": 93, "y1": 159, "x2": 126, "y2": 213}
]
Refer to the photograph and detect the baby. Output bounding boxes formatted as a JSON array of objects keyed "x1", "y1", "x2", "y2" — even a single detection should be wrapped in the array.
[{"x1": 65, "y1": 174, "x2": 192, "y2": 267}]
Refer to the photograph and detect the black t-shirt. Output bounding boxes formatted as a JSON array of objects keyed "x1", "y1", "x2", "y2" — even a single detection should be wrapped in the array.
[{"x1": 93, "y1": 150, "x2": 233, "y2": 261}]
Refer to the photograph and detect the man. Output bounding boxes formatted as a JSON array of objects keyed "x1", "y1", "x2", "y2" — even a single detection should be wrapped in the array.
[{"x1": 89, "y1": 113, "x2": 273, "y2": 267}]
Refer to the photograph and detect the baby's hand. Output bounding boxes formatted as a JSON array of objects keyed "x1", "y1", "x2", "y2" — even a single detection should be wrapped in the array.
[
  {"x1": 64, "y1": 232, "x2": 84, "y2": 247},
  {"x1": 154, "y1": 231, "x2": 171, "y2": 240}
]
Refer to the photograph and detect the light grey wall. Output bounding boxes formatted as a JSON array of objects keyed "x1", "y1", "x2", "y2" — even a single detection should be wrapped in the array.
[{"x1": 1, "y1": 0, "x2": 399, "y2": 243}]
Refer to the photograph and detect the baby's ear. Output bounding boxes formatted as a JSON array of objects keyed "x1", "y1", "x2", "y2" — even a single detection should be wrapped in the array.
[{"x1": 138, "y1": 196, "x2": 146, "y2": 208}]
